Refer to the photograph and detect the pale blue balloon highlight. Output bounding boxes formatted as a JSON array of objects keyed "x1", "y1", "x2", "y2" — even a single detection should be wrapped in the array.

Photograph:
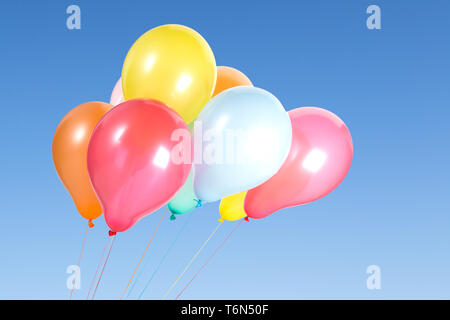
[{"x1": 193, "y1": 86, "x2": 292, "y2": 202}]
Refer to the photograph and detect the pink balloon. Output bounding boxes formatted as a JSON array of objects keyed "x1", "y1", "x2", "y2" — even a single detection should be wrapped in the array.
[
  {"x1": 110, "y1": 78, "x2": 124, "y2": 106},
  {"x1": 244, "y1": 107, "x2": 353, "y2": 219},
  {"x1": 87, "y1": 99, "x2": 191, "y2": 232}
]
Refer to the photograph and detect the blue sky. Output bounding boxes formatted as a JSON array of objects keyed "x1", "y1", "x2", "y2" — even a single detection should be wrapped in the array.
[{"x1": 0, "y1": 0, "x2": 449, "y2": 299}]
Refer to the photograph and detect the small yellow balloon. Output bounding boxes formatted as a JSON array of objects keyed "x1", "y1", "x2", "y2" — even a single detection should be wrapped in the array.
[
  {"x1": 122, "y1": 24, "x2": 217, "y2": 123},
  {"x1": 219, "y1": 191, "x2": 248, "y2": 222}
]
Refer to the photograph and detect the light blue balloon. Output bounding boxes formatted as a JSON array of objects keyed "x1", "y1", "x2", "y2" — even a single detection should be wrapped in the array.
[{"x1": 193, "y1": 86, "x2": 292, "y2": 202}]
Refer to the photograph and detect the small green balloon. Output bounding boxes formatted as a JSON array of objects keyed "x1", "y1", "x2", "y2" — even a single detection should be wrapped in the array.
[{"x1": 168, "y1": 168, "x2": 199, "y2": 215}]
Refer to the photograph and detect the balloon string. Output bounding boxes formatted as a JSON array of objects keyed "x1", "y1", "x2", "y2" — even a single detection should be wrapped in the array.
[
  {"x1": 91, "y1": 234, "x2": 116, "y2": 300},
  {"x1": 136, "y1": 213, "x2": 193, "y2": 300},
  {"x1": 69, "y1": 221, "x2": 89, "y2": 300},
  {"x1": 175, "y1": 219, "x2": 243, "y2": 300},
  {"x1": 162, "y1": 221, "x2": 223, "y2": 300},
  {"x1": 120, "y1": 207, "x2": 168, "y2": 300},
  {"x1": 86, "y1": 236, "x2": 109, "y2": 300}
]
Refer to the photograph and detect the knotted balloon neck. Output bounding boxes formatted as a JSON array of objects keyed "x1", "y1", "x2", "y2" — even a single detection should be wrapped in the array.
[
  {"x1": 244, "y1": 217, "x2": 249, "y2": 222},
  {"x1": 194, "y1": 199, "x2": 203, "y2": 208},
  {"x1": 170, "y1": 214, "x2": 177, "y2": 221},
  {"x1": 88, "y1": 220, "x2": 94, "y2": 228},
  {"x1": 108, "y1": 230, "x2": 116, "y2": 237}
]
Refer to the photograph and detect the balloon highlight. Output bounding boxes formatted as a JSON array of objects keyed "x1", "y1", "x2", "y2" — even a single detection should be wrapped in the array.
[
  {"x1": 193, "y1": 86, "x2": 292, "y2": 202},
  {"x1": 122, "y1": 24, "x2": 217, "y2": 123},
  {"x1": 245, "y1": 107, "x2": 353, "y2": 219},
  {"x1": 87, "y1": 99, "x2": 192, "y2": 232}
]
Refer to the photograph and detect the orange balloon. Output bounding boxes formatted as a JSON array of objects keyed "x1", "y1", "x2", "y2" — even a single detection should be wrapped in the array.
[
  {"x1": 212, "y1": 66, "x2": 253, "y2": 97},
  {"x1": 52, "y1": 102, "x2": 113, "y2": 225}
]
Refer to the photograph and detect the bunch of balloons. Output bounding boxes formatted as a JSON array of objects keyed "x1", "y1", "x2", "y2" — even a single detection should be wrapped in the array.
[{"x1": 53, "y1": 24, "x2": 353, "y2": 235}]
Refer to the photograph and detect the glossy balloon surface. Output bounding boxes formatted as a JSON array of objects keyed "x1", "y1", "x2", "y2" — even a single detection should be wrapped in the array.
[
  {"x1": 52, "y1": 101, "x2": 112, "y2": 222},
  {"x1": 212, "y1": 66, "x2": 252, "y2": 97},
  {"x1": 110, "y1": 78, "x2": 124, "y2": 106},
  {"x1": 245, "y1": 107, "x2": 353, "y2": 219},
  {"x1": 168, "y1": 168, "x2": 199, "y2": 216},
  {"x1": 122, "y1": 24, "x2": 216, "y2": 123},
  {"x1": 87, "y1": 99, "x2": 191, "y2": 232},
  {"x1": 193, "y1": 86, "x2": 292, "y2": 202},
  {"x1": 219, "y1": 191, "x2": 247, "y2": 222}
]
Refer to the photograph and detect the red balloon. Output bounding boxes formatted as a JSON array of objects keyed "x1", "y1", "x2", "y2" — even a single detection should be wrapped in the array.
[
  {"x1": 87, "y1": 99, "x2": 191, "y2": 232},
  {"x1": 244, "y1": 107, "x2": 353, "y2": 219}
]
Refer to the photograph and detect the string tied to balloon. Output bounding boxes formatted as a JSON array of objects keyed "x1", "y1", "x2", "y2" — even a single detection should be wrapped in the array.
[
  {"x1": 86, "y1": 236, "x2": 109, "y2": 300},
  {"x1": 175, "y1": 219, "x2": 244, "y2": 299},
  {"x1": 120, "y1": 208, "x2": 168, "y2": 300},
  {"x1": 88, "y1": 219, "x2": 94, "y2": 228},
  {"x1": 91, "y1": 233, "x2": 117, "y2": 299},
  {"x1": 108, "y1": 230, "x2": 116, "y2": 237},
  {"x1": 162, "y1": 220, "x2": 223, "y2": 299},
  {"x1": 135, "y1": 212, "x2": 194, "y2": 300},
  {"x1": 69, "y1": 221, "x2": 90, "y2": 300},
  {"x1": 170, "y1": 214, "x2": 177, "y2": 221},
  {"x1": 194, "y1": 199, "x2": 202, "y2": 208}
]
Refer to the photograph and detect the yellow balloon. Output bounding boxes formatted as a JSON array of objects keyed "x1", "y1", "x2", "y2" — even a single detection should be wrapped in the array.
[
  {"x1": 219, "y1": 191, "x2": 248, "y2": 222},
  {"x1": 122, "y1": 24, "x2": 217, "y2": 123}
]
